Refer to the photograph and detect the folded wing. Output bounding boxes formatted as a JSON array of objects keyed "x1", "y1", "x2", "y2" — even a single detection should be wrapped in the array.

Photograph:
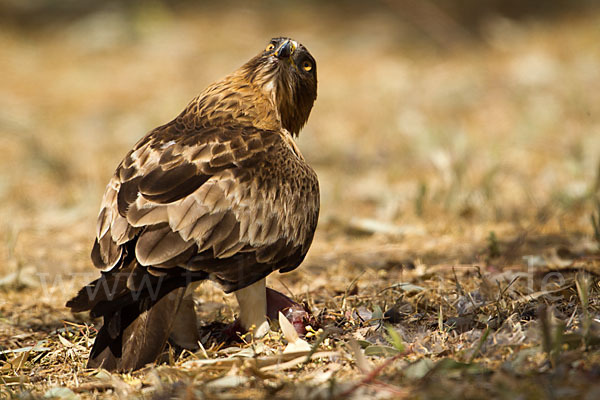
[{"x1": 91, "y1": 120, "x2": 319, "y2": 293}]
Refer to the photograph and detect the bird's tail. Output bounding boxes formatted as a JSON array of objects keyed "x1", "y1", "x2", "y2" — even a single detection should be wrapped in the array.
[{"x1": 66, "y1": 265, "x2": 204, "y2": 371}]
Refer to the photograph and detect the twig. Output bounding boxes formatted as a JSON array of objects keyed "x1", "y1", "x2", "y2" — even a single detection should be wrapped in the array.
[
  {"x1": 72, "y1": 382, "x2": 115, "y2": 393},
  {"x1": 336, "y1": 353, "x2": 405, "y2": 399},
  {"x1": 468, "y1": 326, "x2": 491, "y2": 363},
  {"x1": 277, "y1": 279, "x2": 296, "y2": 300},
  {"x1": 302, "y1": 329, "x2": 331, "y2": 366},
  {"x1": 340, "y1": 272, "x2": 363, "y2": 312},
  {"x1": 452, "y1": 267, "x2": 465, "y2": 296}
]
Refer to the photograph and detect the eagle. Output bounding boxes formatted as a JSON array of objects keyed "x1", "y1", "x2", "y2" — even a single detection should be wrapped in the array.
[{"x1": 66, "y1": 37, "x2": 319, "y2": 371}]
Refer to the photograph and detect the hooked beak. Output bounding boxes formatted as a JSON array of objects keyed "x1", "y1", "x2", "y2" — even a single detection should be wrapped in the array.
[{"x1": 275, "y1": 40, "x2": 295, "y2": 60}]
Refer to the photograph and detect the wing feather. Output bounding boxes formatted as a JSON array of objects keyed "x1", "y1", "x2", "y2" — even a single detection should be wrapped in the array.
[
  {"x1": 127, "y1": 200, "x2": 168, "y2": 227},
  {"x1": 91, "y1": 121, "x2": 319, "y2": 291},
  {"x1": 135, "y1": 223, "x2": 194, "y2": 266},
  {"x1": 185, "y1": 211, "x2": 225, "y2": 242},
  {"x1": 167, "y1": 196, "x2": 202, "y2": 231},
  {"x1": 197, "y1": 212, "x2": 237, "y2": 253},
  {"x1": 111, "y1": 215, "x2": 134, "y2": 245},
  {"x1": 92, "y1": 233, "x2": 122, "y2": 269},
  {"x1": 139, "y1": 162, "x2": 210, "y2": 203},
  {"x1": 97, "y1": 207, "x2": 110, "y2": 239},
  {"x1": 212, "y1": 223, "x2": 243, "y2": 258}
]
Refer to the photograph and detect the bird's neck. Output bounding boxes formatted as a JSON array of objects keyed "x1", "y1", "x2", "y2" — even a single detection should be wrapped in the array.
[{"x1": 187, "y1": 73, "x2": 283, "y2": 133}]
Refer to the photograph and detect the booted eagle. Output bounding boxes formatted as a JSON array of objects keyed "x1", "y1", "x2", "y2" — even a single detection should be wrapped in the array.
[{"x1": 67, "y1": 37, "x2": 319, "y2": 371}]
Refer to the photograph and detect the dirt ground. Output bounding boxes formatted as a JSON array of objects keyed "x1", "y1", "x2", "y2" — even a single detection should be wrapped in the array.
[{"x1": 1, "y1": 3, "x2": 600, "y2": 399}]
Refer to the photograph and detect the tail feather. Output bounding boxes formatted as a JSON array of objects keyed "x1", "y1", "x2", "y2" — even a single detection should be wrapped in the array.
[
  {"x1": 66, "y1": 265, "x2": 135, "y2": 314},
  {"x1": 66, "y1": 267, "x2": 207, "y2": 371},
  {"x1": 88, "y1": 286, "x2": 187, "y2": 371}
]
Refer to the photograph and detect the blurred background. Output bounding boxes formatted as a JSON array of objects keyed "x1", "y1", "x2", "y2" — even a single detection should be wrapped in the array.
[{"x1": 1, "y1": 0, "x2": 600, "y2": 287}]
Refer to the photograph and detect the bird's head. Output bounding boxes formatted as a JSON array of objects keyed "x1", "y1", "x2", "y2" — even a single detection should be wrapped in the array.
[{"x1": 242, "y1": 37, "x2": 317, "y2": 136}]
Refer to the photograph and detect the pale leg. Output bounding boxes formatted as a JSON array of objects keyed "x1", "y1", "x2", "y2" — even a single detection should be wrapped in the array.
[{"x1": 234, "y1": 278, "x2": 269, "y2": 338}]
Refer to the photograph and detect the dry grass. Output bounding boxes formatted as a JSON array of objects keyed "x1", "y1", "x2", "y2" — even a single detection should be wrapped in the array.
[{"x1": 1, "y1": 3, "x2": 600, "y2": 399}]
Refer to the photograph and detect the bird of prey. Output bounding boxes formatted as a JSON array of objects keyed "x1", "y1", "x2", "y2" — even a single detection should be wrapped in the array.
[{"x1": 66, "y1": 37, "x2": 319, "y2": 371}]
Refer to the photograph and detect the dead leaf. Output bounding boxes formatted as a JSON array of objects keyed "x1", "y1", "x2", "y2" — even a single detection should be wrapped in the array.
[
  {"x1": 348, "y1": 339, "x2": 373, "y2": 373},
  {"x1": 279, "y1": 311, "x2": 311, "y2": 353}
]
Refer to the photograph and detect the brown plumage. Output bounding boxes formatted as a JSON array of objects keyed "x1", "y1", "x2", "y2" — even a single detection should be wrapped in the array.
[{"x1": 66, "y1": 37, "x2": 319, "y2": 371}]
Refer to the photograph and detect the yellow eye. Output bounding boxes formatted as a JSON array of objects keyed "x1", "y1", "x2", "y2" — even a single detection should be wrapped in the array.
[
  {"x1": 266, "y1": 43, "x2": 276, "y2": 52},
  {"x1": 302, "y1": 60, "x2": 312, "y2": 72}
]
